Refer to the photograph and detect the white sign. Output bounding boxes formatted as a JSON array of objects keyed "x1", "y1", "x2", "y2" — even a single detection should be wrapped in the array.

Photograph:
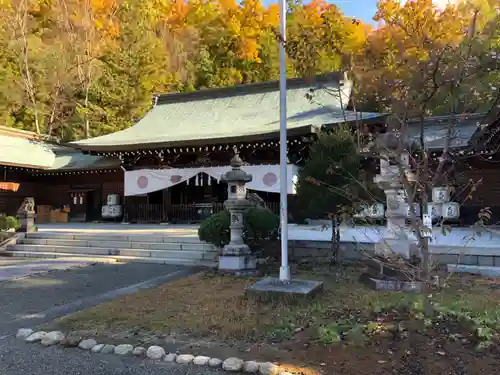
[{"x1": 421, "y1": 214, "x2": 432, "y2": 238}]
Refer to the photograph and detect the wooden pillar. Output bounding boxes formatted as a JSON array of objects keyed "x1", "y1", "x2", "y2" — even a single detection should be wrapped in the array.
[
  {"x1": 162, "y1": 188, "x2": 171, "y2": 222},
  {"x1": 122, "y1": 169, "x2": 128, "y2": 223}
]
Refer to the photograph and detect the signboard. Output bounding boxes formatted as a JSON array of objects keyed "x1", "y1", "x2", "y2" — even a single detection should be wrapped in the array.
[{"x1": 0, "y1": 182, "x2": 20, "y2": 192}]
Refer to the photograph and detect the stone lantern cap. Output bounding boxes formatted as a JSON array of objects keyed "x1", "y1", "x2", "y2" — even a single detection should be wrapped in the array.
[{"x1": 221, "y1": 153, "x2": 253, "y2": 184}]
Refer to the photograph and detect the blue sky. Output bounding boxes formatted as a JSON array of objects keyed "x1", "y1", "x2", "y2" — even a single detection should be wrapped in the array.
[
  {"x1": 331, "y1": 0, "x2": 379, "y2": 23},
  {"x1": 262, "y1": 0, "x2": 381, "y2": 24}
]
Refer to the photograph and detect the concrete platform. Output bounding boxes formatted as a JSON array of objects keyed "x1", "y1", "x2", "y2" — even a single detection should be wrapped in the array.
[{"x1": 246, "y1": 277, "x2": 323, "y2": 300}]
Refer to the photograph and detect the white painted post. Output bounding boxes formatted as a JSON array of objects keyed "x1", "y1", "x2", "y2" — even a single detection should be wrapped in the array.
[{"x1": 278, "y1": 0, "x2": 290, "y2": 282}]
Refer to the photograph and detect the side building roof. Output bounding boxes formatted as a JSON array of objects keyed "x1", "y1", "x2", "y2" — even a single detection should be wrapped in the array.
[
  {"x1": 71, "y1": 73, "x2": 385, "y2": 153},
  {"x1": 405, "y1": 113, "x2": 486, "y2": 150},
  {"x1": 0, "y1": 126, "x2": 119, "y2": 171}
]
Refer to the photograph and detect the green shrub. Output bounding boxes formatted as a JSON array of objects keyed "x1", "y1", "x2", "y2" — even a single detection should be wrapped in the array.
[
  {"x1": 198, "y1": 210, "x2": 230, "y2": 248},
  {"x1": 245, "y1": 207, "x2": 280, "y2": 242},
  {"x1": 0, "y1": 214, "x2": 20, "y2": 231},
  {"x1": 198, "y1": 207, "x2": 279, "y2": 254}
]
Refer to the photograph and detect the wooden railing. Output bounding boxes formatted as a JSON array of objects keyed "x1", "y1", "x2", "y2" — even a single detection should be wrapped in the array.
[
  {"x1": 126, "y1": 203, "x2": 163, "y2": 223},
  {"x1": 125, "y1": 201, "x2": 280, "y2": 223}
]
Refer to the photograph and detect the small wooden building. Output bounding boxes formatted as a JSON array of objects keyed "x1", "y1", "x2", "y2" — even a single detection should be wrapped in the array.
[
  {"x1": 1, "y1": 73, "x2": 499, "y2": 225},
  {"x1": 0, "y1": 126, "x2": 120, "y2": 222}
]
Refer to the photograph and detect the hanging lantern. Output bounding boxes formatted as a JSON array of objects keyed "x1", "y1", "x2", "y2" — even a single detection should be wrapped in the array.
[
  {"x1": 194, "y1": 174, "x2": 198, "y2": 186},
  {"x1": 79, "y1": 195, "x2": 84, "y2": 204},
  {"x1": 442, "y1": 202, "x2": 460, "y2": 219},
  {"x1": 368, "y1": 203, "x2": 385, "y2": 219},
  {"x1": 427, "y1": 202, "x2": 442, "y2": 219},
  {"x1": 432, "y1": 187, "x2": 450, "y2": 204},
  {"x1": 73, "y1": 196, "x2": 77, "y2": 205}
]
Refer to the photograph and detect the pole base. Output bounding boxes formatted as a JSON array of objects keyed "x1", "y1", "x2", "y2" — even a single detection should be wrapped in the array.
[{"x1": 279, "y1": 266, "x2": 291, "y2": 282}]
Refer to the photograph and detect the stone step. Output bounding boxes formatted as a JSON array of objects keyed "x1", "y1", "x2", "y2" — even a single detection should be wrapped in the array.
[
  {"x1": 20, "y1": 238, "x2": 215, "y2": 251},
  {"x1": 26, "y1": 232, "x2": 202, "y2": 244},
  {"x1": 3, "y1": 250, "x2": 217, "y2": 267},
  {"x1": 8, "y1": 244, "x2": 218, "y2": 261},
  {"x1": 447, "y1": 264, "x2": 500, "y2": 277}
]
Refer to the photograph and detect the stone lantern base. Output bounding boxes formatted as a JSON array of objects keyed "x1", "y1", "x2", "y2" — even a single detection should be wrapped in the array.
[{"x1": 218, "y1": 243, "x2": 258, "y2": 275}]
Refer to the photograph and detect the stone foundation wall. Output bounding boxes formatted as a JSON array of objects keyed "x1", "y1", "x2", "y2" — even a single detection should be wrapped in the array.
[
  {"x1": 429, "y1": 254, "x2": 500, "y2": 267},
  {"x1": 289, "y1": 240, "x2": 374, "y2": 264},
  {"x1": 289, "y1": 240, "x2": 500, "y2": 267}
]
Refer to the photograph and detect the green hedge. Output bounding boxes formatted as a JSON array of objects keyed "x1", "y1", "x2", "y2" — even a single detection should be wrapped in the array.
[
  {"x1": 0, "y1": 214, "x2": 20, "y2": 231},
  {"x1": 198, "y1": 207, "x2": 279, "y2": 250}
]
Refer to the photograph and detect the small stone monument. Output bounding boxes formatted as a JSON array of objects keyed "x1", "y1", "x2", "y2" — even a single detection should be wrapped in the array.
[
  {"x1": 218, "y1": 153, "x2": 257, "y2": 274},
  {"x1": 373, "y1": 132, "x2": 417, "y2": 259},
  {"x1": 16, "y1": 197, "x2": 36, "y2": 232},
  {"x1": 360, "y1": 132, "x2": 421, "y2": 292}
]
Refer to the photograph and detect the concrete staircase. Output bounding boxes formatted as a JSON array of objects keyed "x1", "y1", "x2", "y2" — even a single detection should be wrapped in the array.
[{"x1": 4, "y1": 232, "x2": 218, "y2": 267}]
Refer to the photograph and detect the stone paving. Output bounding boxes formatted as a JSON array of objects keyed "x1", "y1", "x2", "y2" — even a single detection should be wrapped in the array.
[
  {"x1": 0, "y1": 262, "x2": 218, "y2": 375},
  {"x1": 0, "y1": 262, "x2": 194, "y2": 335},
  {"x1": 0, "y1": 259, "x2": 91, "y2": 282}
]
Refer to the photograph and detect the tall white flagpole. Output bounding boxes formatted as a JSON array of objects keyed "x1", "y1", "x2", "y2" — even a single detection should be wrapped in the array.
[{"x1": 278, "y1": 0, "x2": 290, "y2": 282}]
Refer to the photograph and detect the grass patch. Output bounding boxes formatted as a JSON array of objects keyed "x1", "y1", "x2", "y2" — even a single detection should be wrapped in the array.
[
  {"x1": 51, "y1": 267, "x2": 500, "y2": 345},
  {"x1": 48, "y1": 266, "x2": 500, "y2": 373}
]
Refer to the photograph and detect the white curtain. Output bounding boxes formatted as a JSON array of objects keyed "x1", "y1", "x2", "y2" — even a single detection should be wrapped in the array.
[{"x1": 124, "y1": 164, "x2": 299, "y2": 196}]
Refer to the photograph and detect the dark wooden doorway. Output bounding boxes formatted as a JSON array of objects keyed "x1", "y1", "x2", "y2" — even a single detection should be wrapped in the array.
[
  {"x1": 86, "y1": 190, "x2": 101, "y2": 222},
  {"x1": 69, "y1": 191, "x2": 87, "y2": 222},
  {"x1": 69, "y1": 188, "x2": 100, "y2": 222}
]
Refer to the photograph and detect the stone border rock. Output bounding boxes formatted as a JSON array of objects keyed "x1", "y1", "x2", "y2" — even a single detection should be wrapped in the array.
[{"x1": 16, "y1": 328, "x2": 297, "y2": 375}]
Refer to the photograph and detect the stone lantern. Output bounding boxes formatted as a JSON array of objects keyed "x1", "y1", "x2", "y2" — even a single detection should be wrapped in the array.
[
  {"x1": 373, "y1": 132, "x2": 418, "y2": 259},
  {"x1": 218, "y1": 153, "x2": 257, "y2": 274}
]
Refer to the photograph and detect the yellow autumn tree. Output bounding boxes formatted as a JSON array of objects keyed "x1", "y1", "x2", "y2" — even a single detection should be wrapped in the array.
[
  {"x1": 286, "y1": 0, "x2": 369, "y2": 77},
  {"x1": 355, "y1": 0, "x2": 496, "y2": 115}
]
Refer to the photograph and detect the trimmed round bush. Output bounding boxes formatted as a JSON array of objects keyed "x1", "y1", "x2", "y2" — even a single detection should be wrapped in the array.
[
  {"x1": 198, "y1": 210, "x2": 230, "y2": 248},
  {"x1": 245, "y1": 207, "x2": 279, "y2": 242},
  {"x1": 198, "y1": 207, "x2": 279, "y2": 253}
]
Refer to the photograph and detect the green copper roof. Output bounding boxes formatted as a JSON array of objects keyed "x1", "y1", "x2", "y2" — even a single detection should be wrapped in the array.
[
  {"x1": 0, "y1": 132, "x2": 119, "y2": 171},
  {"x1": 49, "y1": 146, "x2": 120, "y2": 171},
  {"x1": 72, "y1": 73, "x2": 381, "y2": 152},
  {"x1": 406, "y1": 113, "x2": 484, "y2": 150},
  {"x1": 0, "y1": 134, "x2": 55, "y2": 168}
]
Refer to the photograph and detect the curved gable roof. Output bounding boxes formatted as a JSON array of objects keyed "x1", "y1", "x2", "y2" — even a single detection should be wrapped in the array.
[{"x1": 72, "y1": 73, "x2": 364, "y2": 152}]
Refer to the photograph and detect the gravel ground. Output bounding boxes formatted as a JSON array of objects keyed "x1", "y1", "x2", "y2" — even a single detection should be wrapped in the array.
[{"x1": 0, "y1": 262, "x2": 220, "y2": 375}]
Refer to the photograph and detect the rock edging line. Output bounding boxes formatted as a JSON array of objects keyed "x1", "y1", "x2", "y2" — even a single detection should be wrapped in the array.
[{"x1": 16, "y1": 328, "x2": 295, "y2": 375}]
